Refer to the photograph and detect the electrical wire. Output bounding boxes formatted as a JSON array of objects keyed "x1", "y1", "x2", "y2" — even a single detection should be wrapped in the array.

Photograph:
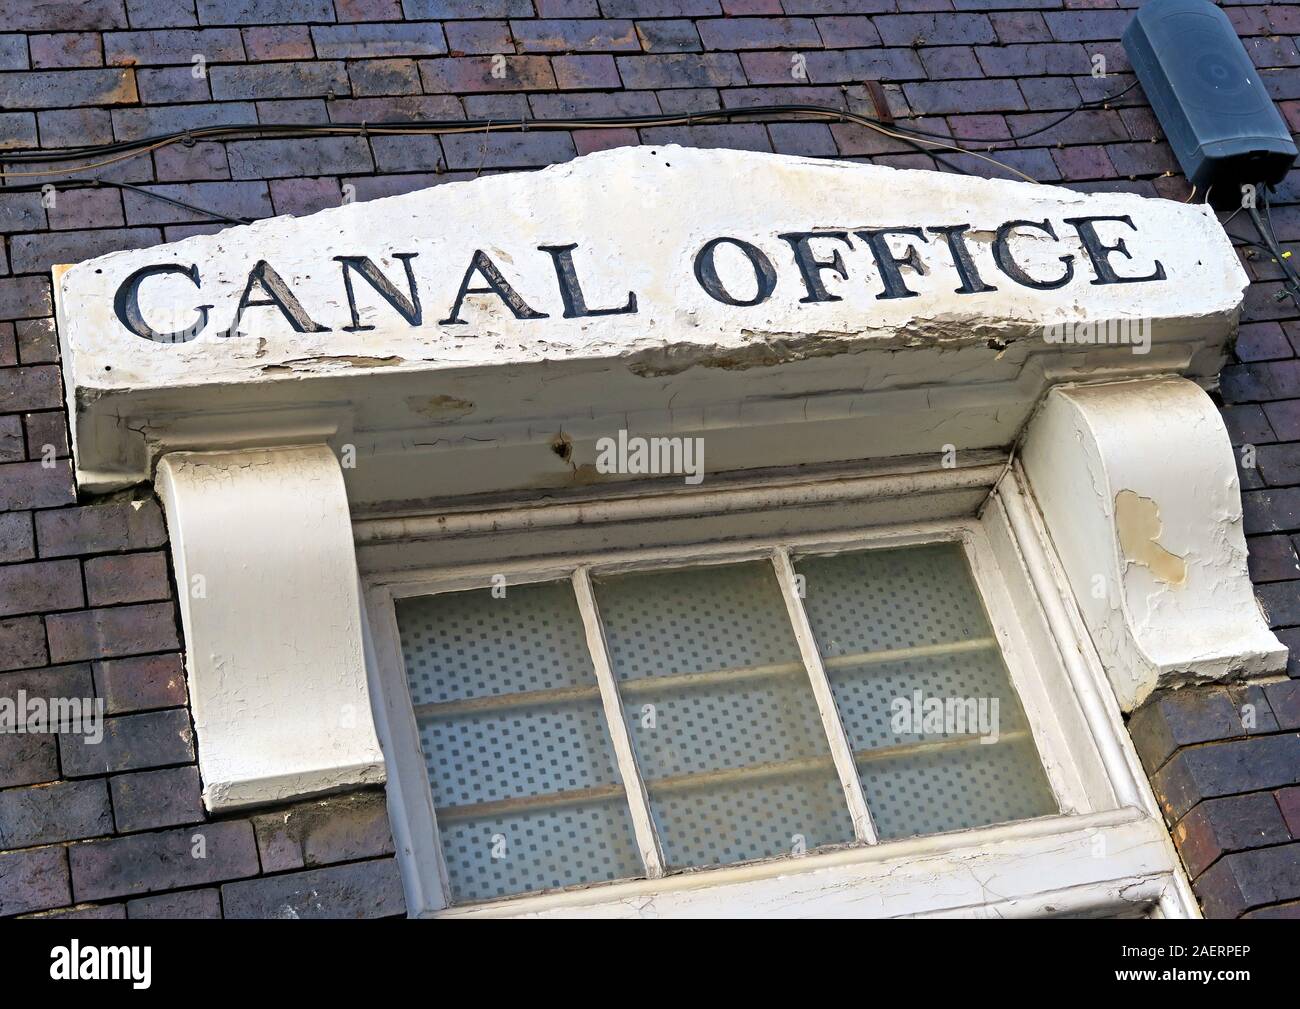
[
  {"x1": 0, "y1": 82, "x2": 1148, "y2": 229},
  {"x1": 0, "y1": 105, "x2": 1042, "y2": 183}
]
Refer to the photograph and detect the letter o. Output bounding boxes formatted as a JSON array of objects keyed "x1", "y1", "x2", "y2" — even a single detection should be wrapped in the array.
[{"x1": 693, "y1": 237, "x2": 778, "y2": 307}]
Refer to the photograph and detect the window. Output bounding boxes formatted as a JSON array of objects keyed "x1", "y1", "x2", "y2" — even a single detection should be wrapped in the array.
[{"x1": 363, "y1": 468, "x2": 1195, "y2": 918}]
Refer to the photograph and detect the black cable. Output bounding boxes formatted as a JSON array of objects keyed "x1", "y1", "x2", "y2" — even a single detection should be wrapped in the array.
[
  {"x1": 93, "y1": 179, "x2": 254, "y2": 226},
  {"x1": 1247, "y1": 200, "x2": 1300, "y2": 306},
  {"x1": 889, "y1": 78, "x2": 1142, "y2": 144}
]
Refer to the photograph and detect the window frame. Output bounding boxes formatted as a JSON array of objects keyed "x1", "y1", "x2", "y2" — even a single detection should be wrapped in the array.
[{"x1": 362, "y1": 467, "x2": 1195, "y2": 919}]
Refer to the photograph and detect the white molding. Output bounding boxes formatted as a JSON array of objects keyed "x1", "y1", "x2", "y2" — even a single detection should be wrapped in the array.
[
  {"x1": 1020, "y1": 377, "x2": 1286, "y2": 711},
  {"x1": 434, "y1": 807, "x2": 1172, "y2": 919},
  {"x1": 156, "y1": 444, "x2": 386, "y2": 811}
]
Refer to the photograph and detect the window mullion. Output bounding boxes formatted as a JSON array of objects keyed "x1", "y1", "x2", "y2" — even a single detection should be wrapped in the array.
[
  {"x1": 772, "y1": 547, "x2": 879, "y2": 845},
  {"x1": 572, "y1": 566, "x2": 666, "y2": 879}
]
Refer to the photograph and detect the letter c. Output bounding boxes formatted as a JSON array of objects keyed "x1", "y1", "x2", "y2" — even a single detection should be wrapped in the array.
[{"x1": 113, "y1": 263, "x2": 210, "y2": 343}]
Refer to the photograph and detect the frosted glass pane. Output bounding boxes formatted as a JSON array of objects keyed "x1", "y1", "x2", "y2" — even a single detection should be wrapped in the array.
[
  {"x1": 593, "y1": 562, "x2": 855, "y2": 869},
  {"x1": 397, "y1": 581, "x2": 642, "y2": 904},
  {"x1": 796, "y1": 543, "x2": 1057, "y2": 841}
]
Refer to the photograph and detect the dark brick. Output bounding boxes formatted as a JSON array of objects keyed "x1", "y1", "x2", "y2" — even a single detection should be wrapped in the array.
[
  {"x1": 989, "y1": 11, "x2": 1052, "y2": 43},
  {"x1": 0, "y1": 68, "x2": 137, "y2": 108},
  {"x1": 46, "y1": 601, "x2": 180, "y2": 664},
  {"x1": 0, "y1": 730, "x2": 56, "y2": 789},
  {"x1": 0, "y1": 846, "x2": 70, "y2": 916},
  {"x1": 616, "y1": 52, "x2": 743, "y2": 88},
  {"x1": 697, "y1": 17, "x2": 820, "y2": 50},
  {"x1": 93, "y1": 653, "x2": 187, "y2": 714},
  {"x1": 598, "y1": 0, "x2": 718, "y2": 13},
  {"x1": 1043, "y1": 10, "x2": 1134, "y2": 42},
  {"x1": 195, "y1": 0, "x2": 334, "y2": 24},
  {"x1": 16, "y1": 321, "x2": 58, "y2": 367},
  {"x1": 975, "y1": 43, "x2": 1091, "y2": 77},
  {"x1": 0, "y1": 112, "x2": 38, "y2": 150},
  {"x1": 110, "y1": 765, "x2": 204, "y2": 832},
  {"x1": 633, "y1": 19, "x2": 702, "y2": 53},
  {"x1": 919, "y1": 46, "x2": 983, "y2": 81},
  {"x1": 904, "y1": 79, "x2": 1026, "y2": 116},
  {"x1": 441, "y1": 130, "x2": 575, "y2": 169},
  {"x1": 443, "y1": 20, "x2": 512, "y2": 55},
  {"x1": 0, "y1": 0, "x2": 126, "y2": 30},
  {"x1": 1126, "y1": 687, "x2": 1241, "y2": 775},
  {"x1": 241, "y1": 25, "x2": 312, "y2": 61},
  {"x1": 59, "y1": 707, "x2": 194, "y2": 777},
  {"x1": 22, "y1": 411, "x2": 71, "y2": 463},
  {"x1": 1222, "y1": 403, "x2": 1273, "y2": 446},
  {"x1": 0, "y1": 779, "x2": 112, "y2": 848},
  {"x1": 1173, "y1": 792, "x2": 1292, "y2": 879},
  {"x1": 371, "y1": 134, "x2": 445, "y2": 172},
  {"x1": 0, "y1": 512, "x2": 35, "y2": 564},
  {"x1": 36, "y1": 108, "x2": 114, "y2": 148},
  {"x1": 1196, "y1": 842, "x2": 1300, "y2": 918},
  {"x1": 222, "y1": 857, "x2": 405, "y2": 918},
  {"x1": 553, "y1": 54, "x2": 619, "y2": 89},
  {"x1": 126, "y1": 0, "x2": 194, "y2": 27},
  {"x1": 83, "y1": 551, "x2": 170, "y2": 607},
  {"x1": 103, "y1": 28, "x2": 241, "y2": 67},
  {"x1": 0, "y1": 416, "x2": 21, "y2": 462},
  {"x1": 253, "y1": 792, "x2": 394, "y2": 871},
  {"x1": 268, "y1": 176, "x2": 342, "y2": 216},
  {"x1": 876, "y1": 13, "x2": 995, "y2": 46},
  {"x1": 573, "y1": 126, "x2": 638, "y2": 155},
  {"x1": 255, "y1": 97, "x2": 329, "y2": 124},
  {"x1": 347, "y1": 57, "x2": 421, "y2": 95},
  {"x1": 1258, "y1": 443, "x2": 1300, "y2": 487},
  {"x1": 36, "y1": 499, "x2": 166, "y2": 558},
  {"x1": 1153, "y1": 734, "x2": 1300, "y2": 822},
  {"x1": 312, "y1": 22, "x2": 446, "y2": 57},
  {"x1": 420, "y1": 54, "x2": 555, "y2": 92},
  {"x1": 1243, "y1": 487, "x2": 1300, "y2": 535},
  {"x1": 1266, "y1": 681, "x2": 1300, "y2": 731},
  {"x1": 127, "y1": 887, "x2": 221, "y2": 918},
  {"x1": 0, "y1": 277, "x2": 50, "y2": 321},
  {"x1": 70, "y1": 819, "x2": 257, "y2": 902},
  {"x1": 0, "y1": 559, "x2": 82, "y2": 616},
  {"x1": 813, "y1": 16, "x2": 880, "y2": 47},
  {"x1": 529, "y1": 90, "x2": 657, "y2": 117},
  {"x1": 0, "y1": 365, "x2": 60, "y2": 415},
  {"x1": 1278, "y1": 786, "x2": 1300, "y2": 836},
  {"x1": 0, "y1": 461, "x2": 76, "y2": 510},
  {"x1": 327, "y1": 93, "x2": 463, "y2": 121},
  {"x1": 1238, "y1": 321, "x2": 1295, "y2": 363},
  {"x1": 121, "y1": 181, "x2": 271, "y2": 225},
  {"x1": 511, "y1": 18, "x2": 635, "y2": 53},
  {"x1": 111, "y1": 101, "x2": 257, "y2": 141},
  {"x1": 227, "y1": 136, "x2": 374, "y2": 178},
  {"x1": 210, "y1": 61, "x2": 349, "y2": 100},
  {"x1": 28, "y1": 33, "x2": 100, "y2": 69},
  {"x1": 10, "y1": 228, "x2": 163, "y2": 275},
  {"x1": 154, "y1": 141, "x2": 231, "y2": 181},
  {"x1": 640, "y1": 123, "x2": 771, "y2": 153},
  {"x1": 0, "y1": 34, "x2": 27, "y2": 70},
  {"x1": 1248, "y1": 534, "x2": 1300, "y2": 583},
  {"x1": 46, "y1": 188, "x2": 125, "y2": 232},
  {"x1": 137, "y1": 66, "x2": 211, "y2": 103},
  {"x1": 402, "y1": 0, "x2": 531, "y2": 15},
  {"x1": 768, "y1": 121, "x2": 837, "y2": 157},
  {"x1": 1264, "y1": 399, "x2": 1300, "y2": 440}
]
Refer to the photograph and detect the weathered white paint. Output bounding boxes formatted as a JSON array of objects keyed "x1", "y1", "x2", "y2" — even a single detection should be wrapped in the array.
[
  {"x1": 1020, "y1": 377, "x2": 1286, "y2": 710},
  {"x1": 435, "y1": 806, "x2": 1173, "y2": 919},
  {"x1": 54, "y1": 145, "x2": 1245, "y2": 505},
  {"x1": 156, "y1": 443, "x2": 385, "y2": 810}
]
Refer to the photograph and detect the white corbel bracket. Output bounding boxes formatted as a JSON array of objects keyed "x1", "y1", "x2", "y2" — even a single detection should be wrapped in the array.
[
  {"x1": 156, "y1": 443, "x2": 386, "y2": 811},
  {"x1": 1021, "y1": 377, "x2": 1286, "y2": 711}
]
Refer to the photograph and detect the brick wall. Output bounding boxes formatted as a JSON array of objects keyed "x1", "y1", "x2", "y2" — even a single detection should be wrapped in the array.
[{"x1": 0, "y1": 0, "x2": 1297, "y2": 919}]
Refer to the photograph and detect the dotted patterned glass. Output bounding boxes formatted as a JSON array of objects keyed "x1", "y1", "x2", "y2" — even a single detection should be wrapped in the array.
[
  {"x1": 795, "y1": 543, "x2": 1058, "y2": 841},
  {"x1": 593, "y1": 561, "x2": 855, "y2": 869},
  {"x1": 396, "y1": 581, "x2": 642, "y2": 904}
]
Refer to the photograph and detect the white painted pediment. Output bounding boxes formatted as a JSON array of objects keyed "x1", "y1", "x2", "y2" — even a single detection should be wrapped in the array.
[{"x1": 56, "y1": 145, "x2": 1246, "y2": 505}]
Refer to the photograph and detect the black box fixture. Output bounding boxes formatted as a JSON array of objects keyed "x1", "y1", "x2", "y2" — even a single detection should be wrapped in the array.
[{"x1": 1123, "y1": 0, "x2": 1297, "y2": 201}]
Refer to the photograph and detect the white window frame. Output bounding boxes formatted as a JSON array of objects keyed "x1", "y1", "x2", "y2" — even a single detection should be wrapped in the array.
[{"x1": 361, "y1": 464, "x2": 1196, "y2": 919}]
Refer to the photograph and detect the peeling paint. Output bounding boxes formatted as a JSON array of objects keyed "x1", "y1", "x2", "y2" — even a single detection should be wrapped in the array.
[{"x1": 1115, "y1": 489, "x2": 1187, "y2": 586}]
